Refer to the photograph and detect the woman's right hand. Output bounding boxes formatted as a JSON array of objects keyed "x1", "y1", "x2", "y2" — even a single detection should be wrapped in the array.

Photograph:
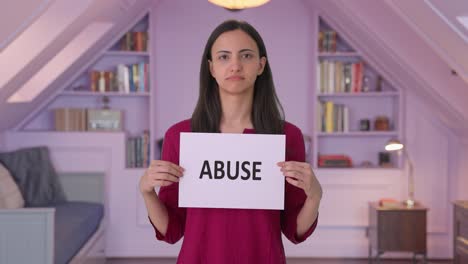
[{"x1": 139, "y1": 160, "x2": 184, "y2": 194}]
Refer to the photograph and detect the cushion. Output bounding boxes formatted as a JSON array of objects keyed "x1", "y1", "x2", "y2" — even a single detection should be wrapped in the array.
[
  {"x1": 0, "y1": 146, "x2": 67, "y2": 207},
  {"x1": 0, "y1": 163, "x2": 25, "y2": 209}
]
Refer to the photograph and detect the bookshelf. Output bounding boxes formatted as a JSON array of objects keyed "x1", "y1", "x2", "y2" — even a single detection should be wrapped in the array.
[
  {"x1": 313, "y1": 17, "x2": 402, "y2": 169},
  {"x1": 21, "y1": 12, "x2": 153, "y2": 169}
]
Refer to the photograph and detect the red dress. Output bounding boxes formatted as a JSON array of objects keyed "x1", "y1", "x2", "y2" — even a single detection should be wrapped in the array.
[{"x1": 149, "y1": 119, "x2": 318, "y2": 264}]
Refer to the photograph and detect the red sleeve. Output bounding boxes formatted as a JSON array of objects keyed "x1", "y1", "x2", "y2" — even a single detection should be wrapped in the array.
[
  {"x1": 149, "y1": 127, "x2": 186, "y2": 244},
  {"x1": 281, "y1": 124, "x2": 318, "y2": 244}
]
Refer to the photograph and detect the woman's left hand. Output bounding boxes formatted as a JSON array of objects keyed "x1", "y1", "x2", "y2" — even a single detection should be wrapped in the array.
[{"x1": 277, "y1": 161, "x2": 323, "y2": 200}]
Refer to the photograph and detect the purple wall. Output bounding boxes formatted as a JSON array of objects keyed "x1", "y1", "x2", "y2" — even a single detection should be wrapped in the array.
[
  {"x1": 2, "y1": 0, "x2": 468, "y2": 258},
  {"x1": 152, "y1": 0, "x2": 314, "y2": 138}
]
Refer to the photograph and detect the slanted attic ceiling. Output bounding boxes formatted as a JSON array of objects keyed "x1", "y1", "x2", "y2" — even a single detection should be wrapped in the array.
[
  {"x1": 0, "y1": 0, "x2": 153, "y2": 131},
  {"x1": 0, "y1": 0, "x2": 467, "y2": 135}
]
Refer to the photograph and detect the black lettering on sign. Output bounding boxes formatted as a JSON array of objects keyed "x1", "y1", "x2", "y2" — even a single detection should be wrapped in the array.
[
  {"x1": 199, "y1": 160, "x2": 212, "y2": 179},
  {"x1": 252, "y1": 161, "x2": 262, "y2": 180},
  {"x1": 214, "y1": 160, "x2": 224, "y2": 179},
  {"x1": 240, "y1": 161, "x2": 251, "y2": 180},
  {"x1": 199, "y1": 160, "x2": 262, "y2": 181},
  {"x1": 227, "y1": 161, "x2": 239, "y2": 180}
]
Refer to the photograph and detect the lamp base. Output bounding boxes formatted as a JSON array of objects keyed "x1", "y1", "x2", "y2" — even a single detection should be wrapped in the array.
[{"x1": 403, "y1": 199, "x2": 415, "y2": 208}]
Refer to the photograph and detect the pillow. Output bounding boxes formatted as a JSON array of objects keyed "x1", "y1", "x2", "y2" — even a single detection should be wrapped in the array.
[
  {"x1": 0, "y1": 163, "x2": 25, "y2": 209},
  {"x1": 0, "y1": 146, "x2": 67, "y2": 207}
]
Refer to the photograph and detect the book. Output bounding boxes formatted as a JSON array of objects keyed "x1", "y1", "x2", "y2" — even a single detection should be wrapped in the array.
[{"x1": 378, "y1": 198, "x2": 400, "y2": 208}]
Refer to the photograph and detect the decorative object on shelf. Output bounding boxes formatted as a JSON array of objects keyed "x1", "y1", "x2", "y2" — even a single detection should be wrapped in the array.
[
  {"x1": 101, "y1": 96, "x2": 110, "y2": 109},
  {"x1": 374, "y1": 116, "x2": 390, "y2": 131},
  {"x1": 359, "y1": 119, "x2": 370, "y2": 131},
  {"x1": 378, "y1": 152, "x2": 391, "y2": 167},
  {"x1": 318, "y1": 154, "x2": 352, "y2": 168},
  {"x1": 87, "y1": 109, "x2": 122, "y2": 132},
  {"x1": 385, "y1": 139, "x2": 415, "y2": 207},
  {"x1": 359, "y1": 160, "x2": 373, "y2": 168},
  {"x1": 362, "y1": 75, "x2": 370, "y2": 92},
  {"x1": 79, "y1": 96, "x2": 122, "y2": 132},
  {"x1": 208, "y1": 0, "x2": 270, "y2": 10},
  {"x1": 71, "y1": 85, "x2": 87, "y2": 91}
]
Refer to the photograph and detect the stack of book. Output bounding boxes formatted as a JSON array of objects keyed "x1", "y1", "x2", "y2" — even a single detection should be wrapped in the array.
[
  {"x1": 89, "y1": 62, "x2": 149, "y2": 93},
  {"x1": 318, "y1": 30, "x2": 337, "y2": 52},
  {"x1": 119, "y1": 31, "x2": 148, "y2": 52},
  {"x1": 317, "y1": 101, "x2": 349, "y2": 133},
  {"x1": 378, "y1": 198, "x2": 401, "y2": 208},
  {"x1": 54, "y1": 108, "x2": 122, "y2": 132},
  {"x1": 54, "y1": 108, "x2": 87, "y2": 131},
  {"x1": 318, "y1": 60, "x2": 364, "y2": 94},
  {"x1": 126, "y1": 130, "x2": 150, "y2": 168}
]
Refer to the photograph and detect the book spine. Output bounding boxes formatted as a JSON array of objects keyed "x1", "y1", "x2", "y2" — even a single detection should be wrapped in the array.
[{"x1": 325, "y1": 101, "x2": 334, "y2": 133}]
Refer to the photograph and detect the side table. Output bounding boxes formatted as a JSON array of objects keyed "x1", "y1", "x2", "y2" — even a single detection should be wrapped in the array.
[{"x1": 368, "y1": 202, "x2": 427, "y2": 263}]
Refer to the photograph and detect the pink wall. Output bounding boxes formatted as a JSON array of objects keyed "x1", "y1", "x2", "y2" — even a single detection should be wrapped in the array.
[
  {"x1": 2, "y1": 0, "x2": 468, "y2": 259},
  {"x1": 152, "y1": 0, "x2": 314, "y2": 139}
]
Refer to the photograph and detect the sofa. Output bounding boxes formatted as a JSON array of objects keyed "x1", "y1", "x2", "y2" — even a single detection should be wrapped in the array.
[{"x1": 0, "y1": 146, "x2": 105, "y2": 264}]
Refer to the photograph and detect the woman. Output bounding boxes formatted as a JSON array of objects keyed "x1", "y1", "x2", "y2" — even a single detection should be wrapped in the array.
[{"x1": 139, "y1": 19, "x2": 322, "y2": 264}]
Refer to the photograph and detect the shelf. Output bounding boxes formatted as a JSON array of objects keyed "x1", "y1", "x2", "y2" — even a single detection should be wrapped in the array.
[
  {"x1": 317, "y1": 92, "x2": 399, "y2": 98},
  {"x1": 60, "y1": 91, "x2": 150, "y2": 97},
  {"x1": 317, "y1": 131, "x2": 398, "y2": 137},
  {"x1": 318, "y1": 52, "x2": 360, "y2": 57},
  {"x1": 315, "y1": 16, "x2": 402, "y2": 170},
  {"x1": 104, "y1": 51, "x2": 149, "y2": 56}
]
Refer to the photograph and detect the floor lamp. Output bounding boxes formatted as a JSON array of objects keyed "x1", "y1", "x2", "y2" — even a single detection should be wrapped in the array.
[{"x1": 385, "y1": 139, "x2": 415, "y2": 207}]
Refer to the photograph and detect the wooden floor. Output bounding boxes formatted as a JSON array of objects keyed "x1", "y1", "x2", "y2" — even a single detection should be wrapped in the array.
[{"x1": 106, "y1": 258, "x2": 453, "y2": 264}]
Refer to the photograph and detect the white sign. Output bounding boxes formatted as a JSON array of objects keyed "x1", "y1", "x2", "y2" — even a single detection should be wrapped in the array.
[{"x1": 179, "y1": 132, "x2": 285, "y2": 210}]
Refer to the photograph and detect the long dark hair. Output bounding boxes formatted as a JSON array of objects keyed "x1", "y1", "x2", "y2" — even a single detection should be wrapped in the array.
[{"x1": 191, "y1": 20, "x2": 284, "y2": 134}]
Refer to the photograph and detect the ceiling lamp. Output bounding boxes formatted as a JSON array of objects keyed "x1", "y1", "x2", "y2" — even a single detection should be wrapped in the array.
[{"x1": 208, "y1": 0, "x2": 270, "y2": 10}]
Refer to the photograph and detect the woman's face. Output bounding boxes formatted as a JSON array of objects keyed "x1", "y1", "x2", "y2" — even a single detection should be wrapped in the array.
[{"x1": 209, "y1": 29, "x2": 266, "y2": 97}]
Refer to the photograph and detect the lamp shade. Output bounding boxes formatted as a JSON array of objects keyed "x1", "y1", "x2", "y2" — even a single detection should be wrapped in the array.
[
  {"x1": 385, "y1": 139, "x2": 404, "y2": 151},
  {"x1": 208, "y1": 0, "x2": 270, "y2": 10}
]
